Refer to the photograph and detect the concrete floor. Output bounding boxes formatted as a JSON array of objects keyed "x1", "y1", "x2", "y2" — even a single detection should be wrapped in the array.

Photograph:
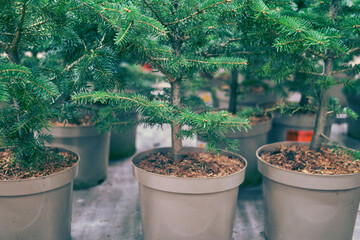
[{"x1": 71, "y1": 123, "x2": 360, "y2": 240}]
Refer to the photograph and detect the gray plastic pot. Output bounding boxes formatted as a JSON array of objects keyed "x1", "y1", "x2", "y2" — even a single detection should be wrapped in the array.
[
  {"x1": 216, "y1": 88, "x2": 279, "y2": 109},
  {"x1": 0, "y1": 148, "x2": 79, "y2": 240},
  {"x1": 268, "y1": 113, "x2": 333, "y2": 143},
  {"x1": 347, "y1": 94, "x2": 360, "y2": 140},
  {"x1": 198, "y1": 116, "x2": 272, "y2": 187},
  {"x1": 46, "y1": 125, "x2": 110, "y2": 189},
  {"x1": 132, "y1": 147, "x2": 247, "y2": 240},
  {"x1": 109, "y1": 112, "x2": 137, "y2": 160},
  {"x1": 256, "y1": 142, "x2": 360, "y2": 240}
]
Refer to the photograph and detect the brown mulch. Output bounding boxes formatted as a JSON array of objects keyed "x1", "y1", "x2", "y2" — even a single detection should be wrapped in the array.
[
  {"x1": 137, "y1": 152, "x2": 245, "y2": 178},
  {"x1": 260, "y1": 144, "x2": 360, "y2": 175},
  {"x1": 0, "y1": 148, "x2": 78, "y2": 180},
  {"x1": 51, "y1": 115, "x2": 93, "y2": 127},
  {"x1": 249, "y1": 114, "x2": 270, "y2": 125}
]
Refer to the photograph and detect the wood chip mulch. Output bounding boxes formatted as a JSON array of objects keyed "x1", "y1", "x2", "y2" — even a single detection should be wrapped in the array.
[
  {"x1": 0, "y1": 148, "x2": 78, "y2": 181},
  {"x1": 51, "y1": 115, "x2": 93, "y2": 127},
  {"x1": 260, "y1": 144, "x2": 360, "y2": 175},
  {"x1": 249, "y1": 115, "x2": 270, "y2": 125},
  {"x1": 137, "y1": 152, "x2": 245, "y2": 178}
]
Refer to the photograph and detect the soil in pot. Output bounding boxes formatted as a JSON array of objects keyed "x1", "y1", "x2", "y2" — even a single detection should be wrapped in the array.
[
  {"x1": 0, "y1": 147, "x2": 78, "y2": 180},
  {"x1": 137, "y1": 151, "x2": 245, "y2": 177},
  {"x1": 257, "y1": 142, "x2": 360, "y2": 240},
  {"x1": 260, "y1": 144, "x2": 360, "y2": 175},
  {"x1": 133, "y1": 147, "x2": 247, "y2": 240}
]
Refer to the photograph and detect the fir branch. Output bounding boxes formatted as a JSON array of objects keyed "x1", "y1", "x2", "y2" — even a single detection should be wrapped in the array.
[
  {"x1": 115, "y1": 21, "x2": 133, "y2": 45},
  {"x1": 26, "y1": 79, "x2": 57, "y2": 97},
  {"x1": 148, "y1": 60, "x2": 177, "y2": 82},
  {"x1": 11, "y1": 1, "x2": 27, "y2": 57},
  {"x1": 306, "y1": 49, "x2": 325, "y2": 58},
  {"x1": 274, "y1": 38, "x2": 306, "y2": 47},
  {"x1": 25, "y1": 20, "x2": 49, "y2": 30},
  {"x1": 151, "y1": 57, "x2": 247, "y2": 65},
  {"x1": 64, "y1": 55, "x2": 86, "y2": 71},
  {"x1": 0, "y1": 33, "x2": 15, "y2": 36},
  {"x1": 138, "y1": 20, "x2": 166, "y2": 34},
  {"x1": 0, "y1": 69, "x2": 30, "y2": 75},
  {"x1": 332, "y1": 65, "x2": 360, "y2": 75},
  {"x1": 185, "y1": 59, "x2": 247, "y2": 65},
  {"x1": 83, "y1": 2, "x2": 120, "y2": 31},
  {"x1": 321, "y1": 134, "x2": 360, "y2": 161},
  {"x1": 298, "y1": 70, "x2": 323, "y2": 76},
  {"x1": 348, "y1": 47, "x2": 360, "y2": 54},
  {"x1": 166, "y1": 0, "x2": 230, "y2": 26},
  {"x1": 142, "y1": 0, "x2": 167, "y2": 27}
]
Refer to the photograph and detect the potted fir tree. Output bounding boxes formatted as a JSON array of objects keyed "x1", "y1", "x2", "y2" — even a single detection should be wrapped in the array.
[
  {"x1": 43, "y1": 14, "x2": 159, "y2": 190},
  {"x1": 251, "y1": 1, "x2": 360, "y2": 239},
  {"x1": 40, "y1": 14, "x2": 113, "y2": 189},
  {"x1": 73, "y1": 0, "x2": 258, "y2": 239},
  {"x1": 0, "y1": 1, "x2": 79, "y2": 239},
  {"x1": 198, "y1": 33, "x2": 281, "y2": 187}
]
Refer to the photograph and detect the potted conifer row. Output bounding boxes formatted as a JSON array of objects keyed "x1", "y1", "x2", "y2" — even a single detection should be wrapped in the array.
[
  {"x1": 73, "y1": 1, "x2": 254, "y2": 239},
  {"x1": 252, "y1": 1, "x2": 360, "y2": 239},
  {"x1": 0, "y1": 1, "x2": 79, "y2": 239}
]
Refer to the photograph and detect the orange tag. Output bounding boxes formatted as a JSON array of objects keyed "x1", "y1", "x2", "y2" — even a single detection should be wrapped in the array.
[
  {"x1": 286, "y1": 130, "x2": 313, "y2": 142},
  {"x1": 197, "y1": 141, "x2": 207, "y2": 148}
]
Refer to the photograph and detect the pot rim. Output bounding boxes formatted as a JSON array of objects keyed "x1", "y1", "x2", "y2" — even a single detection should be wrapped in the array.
[
  {"x1": 256, "y1": 141, "x2": 360, "y2": 177},
  {"x1": 132, "y1": 147, "x2": 247, "y2": 194},
  {"x1": 256, "y1": 141, "x2": 360, "y2": 190},
  {"x1": 0, "y1": 146, "x2": 79, "y2": 195},
  {"x1": 133, "y1": 146, "x2": 247, "y2": 179}
]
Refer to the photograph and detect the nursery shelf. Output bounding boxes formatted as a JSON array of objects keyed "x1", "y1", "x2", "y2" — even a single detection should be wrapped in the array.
[{"x1": 71, "y1": 123, "x2": 360, "y2": 240}]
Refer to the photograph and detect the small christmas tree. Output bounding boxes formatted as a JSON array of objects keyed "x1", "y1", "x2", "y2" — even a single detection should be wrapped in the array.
[
  {"x1": 74, "y1": 0, "x2": 257, "y2": 159},
  {"x1": 0, "y1": 0, "x2": 73, "y2": 169},
  {"x1": 249, "y1": 0, "x2": 360, "y2": 152}
]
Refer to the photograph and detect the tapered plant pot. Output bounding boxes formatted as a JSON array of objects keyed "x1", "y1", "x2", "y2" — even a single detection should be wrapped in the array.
[
  {"x1": 346, "y1": 94, "x2": 360, "y2": 140},
  {"x1": 0, "y1": 148, "x2": 79, "y2": 240},
  {"x1": 46, "y1": 125, "x2": 110, "y2": 189},
  {"x1": 132, "y1": 147, "x2": 247, "y2": 240},
  {"x1": 198, "y1": 116, "x2": 272, "y2": 187},
  {"x1": 216, "y1": 88, "x2": 280, "y2": 109},
  {"x1": 268, "y1": 113, "x2": 333, "y2": 143},
  {"x1": 256, "y1": 141, "x2": 360, "y2": 240},
  {"x1": 109, "y1": 112, "x2": 137, "y2": 160}
]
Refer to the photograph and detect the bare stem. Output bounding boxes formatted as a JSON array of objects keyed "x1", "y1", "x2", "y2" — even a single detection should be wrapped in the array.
[
  {"x1": 8, "y1": 1, "x2": 27, "y2": 64},
  {"x1": 310, "y1": 0, "x2": 339, "y2": 151},
  {"x1": 171, "y1": 80, "x2": 183, "y2": 160},
  {"x1": 310, "y1": 57, "x2": 333, "y2": 151},
  {"x1": 228, "y1": 69, "x2": 238, "y2": 114}
]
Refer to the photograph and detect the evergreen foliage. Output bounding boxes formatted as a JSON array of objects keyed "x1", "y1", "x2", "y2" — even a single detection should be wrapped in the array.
[
  {"x1": 247, "y1": 0, "x2": 360, "y2": 151},
  {"x1": 73, "y1": 0, "x2": 255, "y2": 157},
  {"x1": 0, "y1": 0, "x2": 155, "y2": 169},
  {"x1": 0, "y1": 0, "x2": 72, "y2": 168}
]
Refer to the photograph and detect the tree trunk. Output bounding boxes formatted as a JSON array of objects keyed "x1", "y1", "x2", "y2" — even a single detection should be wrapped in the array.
[
  {"x1": 310, "y1": 57, "x2": 333, "y2": 151},
  {"x1": 171, "y1": 80, "x2": 183, "y2": 160},
  {"x1": 229, "y1": 69, "x2": 238, "y2": 114},
  {"x1": 310, "y1": 0, "x2": 338, "y2": 152}
]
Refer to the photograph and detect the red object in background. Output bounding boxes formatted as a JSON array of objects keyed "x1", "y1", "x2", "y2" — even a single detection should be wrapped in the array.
[
  {"x1": 142, "y1": 63, "x2": 152, "y2": 72},
  {"x1": 286, "y1": 130, "x2": 313, "y2": 142}
]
